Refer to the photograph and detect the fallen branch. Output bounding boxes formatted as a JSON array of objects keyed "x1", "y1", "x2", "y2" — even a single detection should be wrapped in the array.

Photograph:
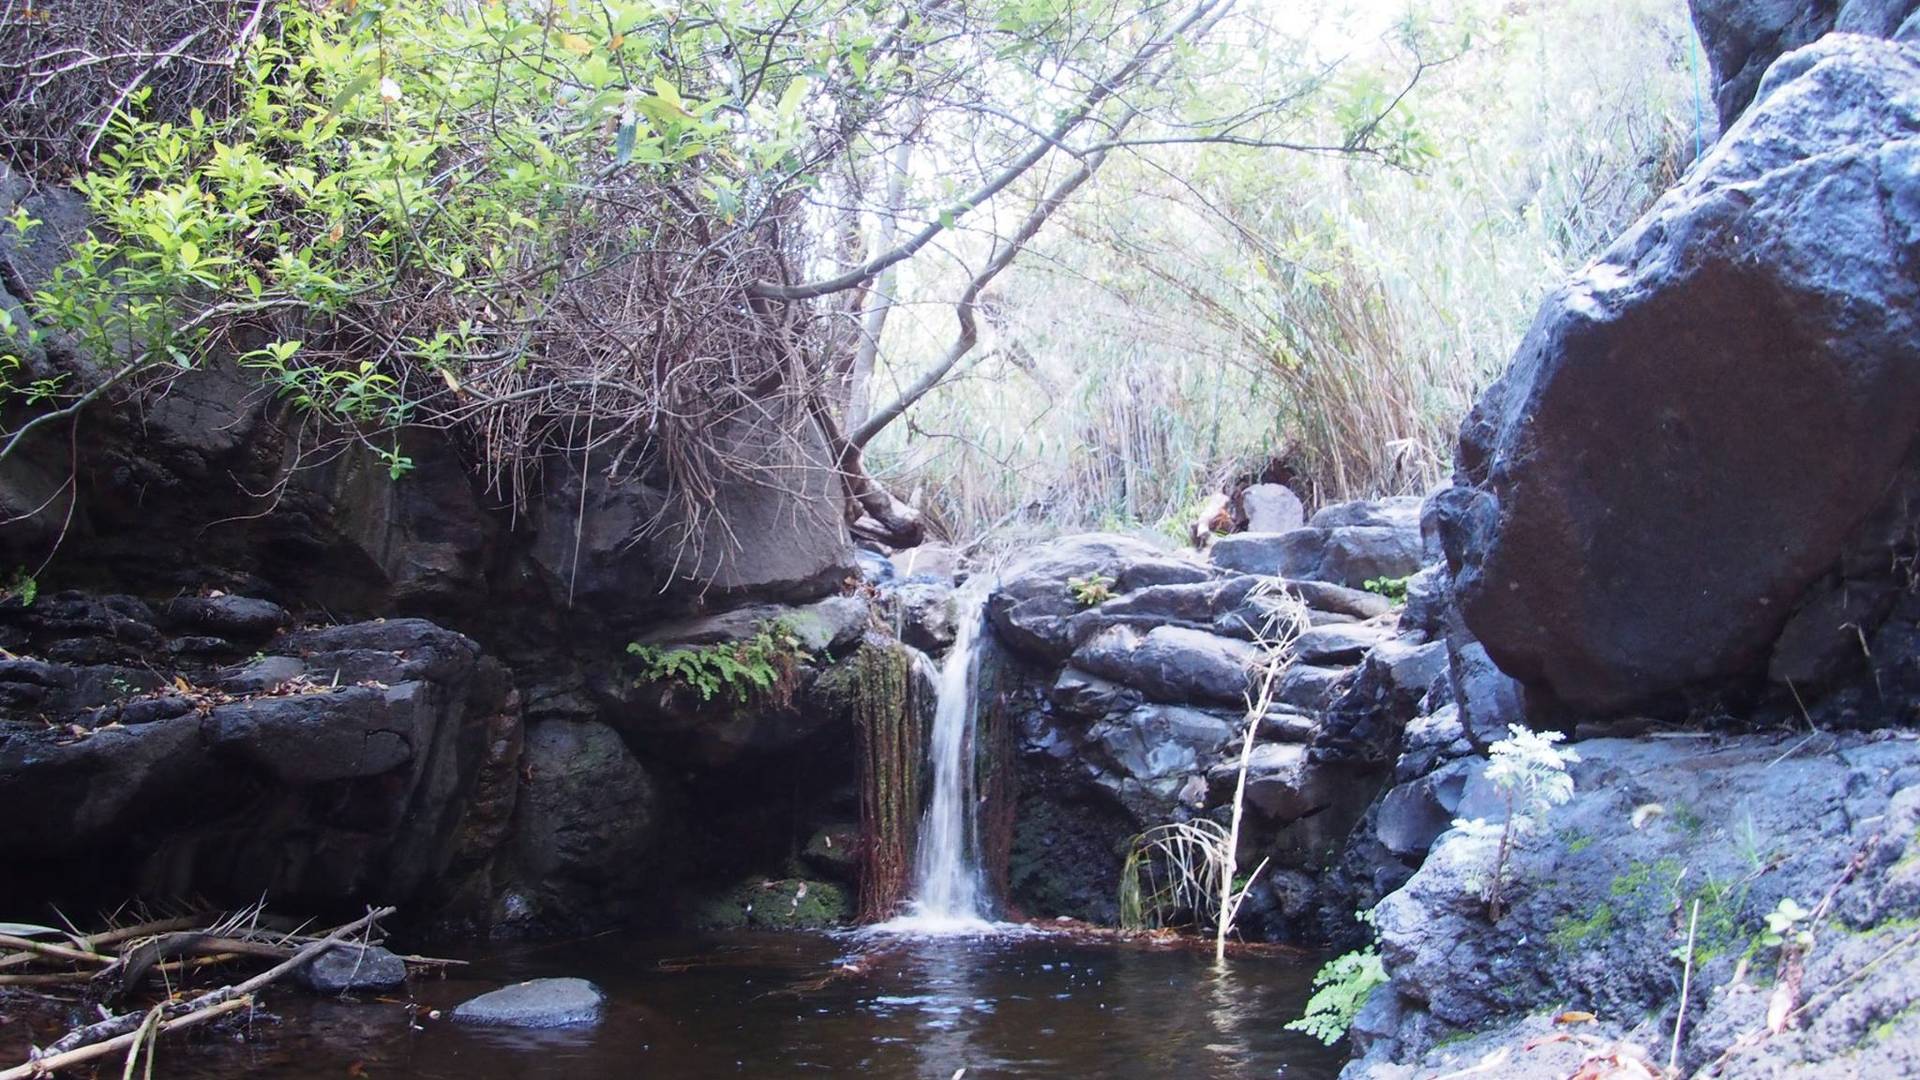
[
  {"x1": 0, "y1": 936, "x2": 110, "y2": 968},
  {"x1": 0, "y1": 995, "x2": 252, "y2": 1080},
  {"x1": 0, "y1": 917, "x2": 209, "y2": 972},
  {"x1": 28, "y1": 906, "x2": 394, "y2": 1064}
]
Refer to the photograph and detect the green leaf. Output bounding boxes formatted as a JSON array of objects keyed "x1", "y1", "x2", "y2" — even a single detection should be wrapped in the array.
[
  {"x1": 326, "y1": 73, "x2": 376, "y2": 120},
  {"x1": 614, "y1": 119, "x2": 638, "y2": 165},
  {"x1": 777, "y1": 76, "x2": 810, "y2": 120}
]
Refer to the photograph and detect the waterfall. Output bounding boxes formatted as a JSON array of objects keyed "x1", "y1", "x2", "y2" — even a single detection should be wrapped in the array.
[{"x1": 874, "y1": 580, "x2": 999, "y2": 935}]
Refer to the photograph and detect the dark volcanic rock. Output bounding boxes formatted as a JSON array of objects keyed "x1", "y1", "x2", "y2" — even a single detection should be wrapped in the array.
[
  {"x1": 0, "y1": 615, "x2": 513, "y2": 915},
  {"x1": 1211, "y1": 507, "x2": 1423, "y2": 589},
  {"x1": 492, "y1": 719, "x2": 660, "y2": 933},
  {"x1": 1350, "y1": 732, "x2": 1920, "y2": 1078},
  {"x1": 297, "y1": 945, "x2": 409, "y2": 995},
  {"x1": 1689, "y1": 0, "x2": 1919, "y2": 128},
  {"x1": 160, "y1": 595, "x2": 290, "y2": 642},
  {"x1": 1437, "y1": 35, "x2": 1920, "y2": 716},
  {"x1": 988, "y1": 534, "x2": 1200, "y2": 662},
  {"x1": 1070, "y1": 624, "x2": 1258, "y2": 705}
]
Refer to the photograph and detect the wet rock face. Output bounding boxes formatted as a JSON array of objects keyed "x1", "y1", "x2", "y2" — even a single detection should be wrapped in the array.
[
  {"x1": 1438, "y1": 35, "x2": 1920, "y2": 716},
  {"x1": 1690, "y1": 0, "x2": 1920, "y2": 128}
]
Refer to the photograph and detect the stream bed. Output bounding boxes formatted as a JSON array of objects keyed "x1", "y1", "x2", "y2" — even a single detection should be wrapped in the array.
[{"x1": 162, "y1": 930, "x2": 1345, "y2": 1079}]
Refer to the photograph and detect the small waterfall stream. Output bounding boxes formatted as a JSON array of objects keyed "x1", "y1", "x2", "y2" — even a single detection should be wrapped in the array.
[{"x1": 874, "y1": 581, "x2": 1000, "y2": 935}]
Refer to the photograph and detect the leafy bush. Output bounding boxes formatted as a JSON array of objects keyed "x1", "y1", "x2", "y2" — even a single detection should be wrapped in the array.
[
  {"x1": 1067, "y1": 572, "x2": 1115, "y2": 607},
  {"x1": 627, "y1": 619, "x2": 810, "y2": 706},
  {"x1": 1288, "y1": 945, "x2": 1389, "y2": 1045}
]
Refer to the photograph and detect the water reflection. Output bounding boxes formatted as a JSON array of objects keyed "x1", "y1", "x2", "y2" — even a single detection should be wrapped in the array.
[{"x1": 167, "y1": 931, "x2": 1345, "y2": 1080}]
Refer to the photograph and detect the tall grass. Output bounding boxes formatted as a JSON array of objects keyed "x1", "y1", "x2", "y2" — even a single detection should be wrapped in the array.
[{"x1": 865, "y1": 0, "x2": 1703, "y2": 541}]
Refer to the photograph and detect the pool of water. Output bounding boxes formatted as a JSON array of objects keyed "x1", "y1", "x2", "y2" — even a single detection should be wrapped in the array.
[{"x1": 159, "y1": 930, "x2": 1345, "y2": 1079}]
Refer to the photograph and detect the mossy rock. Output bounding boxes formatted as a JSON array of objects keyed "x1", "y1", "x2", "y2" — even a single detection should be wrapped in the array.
[
  {"x1": 801, "y1": 824, "x2": 861, "y2": 883},
  {"x1": 693, "y1": 878, "x2": 850, "y2": 931}
]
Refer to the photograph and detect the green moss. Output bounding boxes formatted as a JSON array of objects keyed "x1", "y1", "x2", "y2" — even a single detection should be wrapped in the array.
[
  {"x1": 1668, "y1": 802, "x2": 1706, "y2": 835},
  {"x1": 693, "y1": 878, "x2": 850, "y2": 931},
  {"x1": 1864, "y1": 1003, "x2": 1920, "y2": 1047},
  {"x1": 1610, "y1": 857, "x2": 1684, "y2": 899},
  {"x1": 1563, "y1": 829, "x2": 1595, "y2": 855},
  {"x1": 1551, "y1": 902, "x2": 1616, "y2": 949}
]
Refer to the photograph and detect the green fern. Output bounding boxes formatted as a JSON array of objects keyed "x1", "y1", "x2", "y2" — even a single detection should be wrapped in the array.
[
  {"x1": 627, "y1": 619, "x2": 812, "y2": 705},
  {"x1": 1286, "y1": 946, "x2": 1388, "y2": 1045}
]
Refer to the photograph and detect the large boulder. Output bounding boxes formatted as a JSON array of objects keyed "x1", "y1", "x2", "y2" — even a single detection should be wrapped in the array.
[
  {"x1": 1436, "y1": 35, "x2": 1920, "y2": 716},
  {"x1": 1690, "y1": 0, "x2": 1920, "y2": 128},
  {"x1": 0, "y1": 614, "x2": 514, "y2": 913},
  {"x1": 491, "y1": 719, "x2": 660, "y2": 933}
]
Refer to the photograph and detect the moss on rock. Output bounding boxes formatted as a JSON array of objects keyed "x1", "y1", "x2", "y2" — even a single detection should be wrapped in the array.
[{"x1": 693, "y1": 878, "x2": 850, "y2": 931}]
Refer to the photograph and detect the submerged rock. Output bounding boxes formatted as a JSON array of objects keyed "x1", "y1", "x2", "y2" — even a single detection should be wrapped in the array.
[{"x1": 451, "y1": 977, "x2": 605, "y2": 1027}]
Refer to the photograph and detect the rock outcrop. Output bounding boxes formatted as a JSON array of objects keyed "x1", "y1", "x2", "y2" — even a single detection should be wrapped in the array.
[
  {"x1": 983, "y1": 503, "x2": 1452, "y2": 930},
  {"x1": 1690, "y1": 0, "x2": 1920, "y2": 127},
  {"x1": 0, "y1": 604, "x2": 516, "y2": 915},
  {"x1": 0, "y1": 163, "x2": 877, "y2": 933},
  {"x1": 1345, "y1": 731, "x2": 1920, "y2": 1079},
  {"x1": 1436, "y1": 33, "x2": 1920, "y2": 717}
]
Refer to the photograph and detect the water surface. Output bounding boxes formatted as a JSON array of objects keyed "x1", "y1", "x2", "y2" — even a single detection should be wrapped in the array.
[{"x1": 172, "y1": 931, "x2": 1344, "y2": 1079}]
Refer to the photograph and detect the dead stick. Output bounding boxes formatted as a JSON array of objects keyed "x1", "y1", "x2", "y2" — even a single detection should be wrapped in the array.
[
  {"x1": 0, "y1": 995, "x2": 252, "y2": 1080},
  {"x1": 0, "y1": 918, "x2": 209, "y2": 973},
  {"x1": 31, "y1": 906, "x2": 394, "y2": 1062},
  {"x1": 83, "y1": 917, "x2": 210, "y2": 951},
  {"x1": 0, "y1": 937, "x2": 110, "y2": 968},
  {"x1": 0, "y1": 972, "x2": 92, "y2": 987},
  {"x1": 394, "y1": 953, "x2": 467, "y2": 967}
]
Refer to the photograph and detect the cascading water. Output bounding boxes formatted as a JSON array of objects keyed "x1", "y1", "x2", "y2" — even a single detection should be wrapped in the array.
[{"x1": 874, "y1": 580, "x2": 1001, "y2": 935}]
